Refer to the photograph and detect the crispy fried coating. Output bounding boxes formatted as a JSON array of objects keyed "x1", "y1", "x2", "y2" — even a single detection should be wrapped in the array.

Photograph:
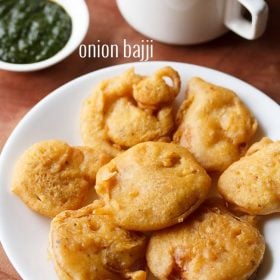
[
  {"x1": 12, "y1": 140, "x2": 112, "y2": 217},
  {"x1": 146, "y1": 200, "x2": 265, "y2": 280},
  {"x1": 218, "y1": 138, "x2": 280, "y2": 215},
  {"x1": 133, "y1": 67, "x2": 180, "y2": 110},
  {"x1": 75, "y1": 146, "x2": 112, "y2": 183},
  {"x1": 49, "y1": 201, "x2": 147, "y2": 280},
  {"x1": 95, "y1": 142, "x2": 211, "y2": 231},
  {"x1": 81, "y1": 67, "x2": 181, "y2": 156},
  {"x1": 173, "y1": 77, "x2": 258, "y2": 172}
]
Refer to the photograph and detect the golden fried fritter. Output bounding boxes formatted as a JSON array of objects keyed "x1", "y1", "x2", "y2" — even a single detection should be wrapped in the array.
[
  {"x1": 173, "y1": 77, "x2": 258, "y2": 172},
  {"x1": 75, "y1": 146, "x2": 112, "y2": 184},
  {"x1": 147, "y1": 200, "x2": 265, "y2": 280},
  {"x1": 95, "y1": 142, "x2": 211, "y2": 231},
  {"x1": 49, "y1": 201, "x2": 147, "y2": 280},
  {"x1": 218, "y1": 137, "x2": 280, "y2": 215},
  {"x1": 81, "y1": 67, "x2": 181, "y2": 156},
  {"x1": 12, "y1": 140, "x2": 112, "y2": 217},
  {"x1": 132, "y1": 67, "x2": 180, "y2": 110}
]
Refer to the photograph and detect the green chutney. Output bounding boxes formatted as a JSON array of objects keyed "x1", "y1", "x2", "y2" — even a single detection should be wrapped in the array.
[{"x1": 0, "y1": 0, "x2": 72, "y2": 64}]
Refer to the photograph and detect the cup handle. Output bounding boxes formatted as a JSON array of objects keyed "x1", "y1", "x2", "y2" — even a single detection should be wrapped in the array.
[{"x1": 224, "y1": 0, "x2": 268, "y2": 39}]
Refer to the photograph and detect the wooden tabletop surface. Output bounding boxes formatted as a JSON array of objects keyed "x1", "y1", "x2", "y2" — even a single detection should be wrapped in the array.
[{"x1": 0, "y1": 0, "x2": 279, "y2": 279}]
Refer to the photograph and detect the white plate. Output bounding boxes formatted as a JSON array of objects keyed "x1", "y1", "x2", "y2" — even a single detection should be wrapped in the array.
[{"x1": 0, "y1": 61, "x2": 279, "y2": 280}]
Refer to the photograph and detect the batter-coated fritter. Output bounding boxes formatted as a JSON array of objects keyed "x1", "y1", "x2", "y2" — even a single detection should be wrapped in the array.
[
  {"x1": 173, "y1": 77, "x2": 258, "y2": 172},
  {"x1": 49, "y1": 201, "x2": 147, "y2": 280},
  {"x1": 81, "y1": 67, "x2": 181, "y2": 156},
  {"x1": 12, "y1": 140, "x2": 112, "y2": 217},
  {"x1": 95, "y1": 142, "x2": 211, "y2": 231},
  {"x1": 146, "y1": 201, "x2": 265, "y2": 280},
  {"x1": 218, "y1": 138, "x2": 280, "y2": 215}
]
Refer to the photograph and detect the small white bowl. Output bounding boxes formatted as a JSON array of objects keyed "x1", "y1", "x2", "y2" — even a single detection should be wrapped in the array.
[{"x1": 0, "y1": 0, "x2": 89, "y2": 72}]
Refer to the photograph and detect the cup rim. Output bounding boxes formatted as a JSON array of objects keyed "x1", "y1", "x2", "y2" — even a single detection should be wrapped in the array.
[{"x1": 0, "y1": 0, "x2": 90, "y2": 72}]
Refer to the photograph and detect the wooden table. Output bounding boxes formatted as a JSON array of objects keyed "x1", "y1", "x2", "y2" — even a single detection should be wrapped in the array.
[{"x1": 0, "y1": 0, "x2": 279, "y2": 279}]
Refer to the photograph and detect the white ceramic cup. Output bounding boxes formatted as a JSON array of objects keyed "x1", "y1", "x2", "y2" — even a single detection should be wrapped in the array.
[{"x1": 116, "y1": 0, "x2": 268, "y2": 45}]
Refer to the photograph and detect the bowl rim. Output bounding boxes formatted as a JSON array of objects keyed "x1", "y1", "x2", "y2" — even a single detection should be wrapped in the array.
[{"x1": 0, "y1": 0, "x2": 90, "y2": 72}]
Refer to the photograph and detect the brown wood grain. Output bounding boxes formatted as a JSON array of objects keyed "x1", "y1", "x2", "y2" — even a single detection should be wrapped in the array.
[{"x1": 0, "y1": 0, "x2": 279, "y2": 279}]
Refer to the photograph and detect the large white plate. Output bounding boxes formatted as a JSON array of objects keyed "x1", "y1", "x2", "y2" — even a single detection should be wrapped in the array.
[{"x1": 0, "y1": 61, "x2": 279, "y2": 280}]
